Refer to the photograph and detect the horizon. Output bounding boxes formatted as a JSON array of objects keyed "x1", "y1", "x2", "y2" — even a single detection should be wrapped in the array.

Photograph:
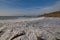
[
  {"x1": 0, "y1": 0, "x2": 60, "y2": 16},
  {"x1": 0, "y1": 11, "x2": 60, "y2": 16}
]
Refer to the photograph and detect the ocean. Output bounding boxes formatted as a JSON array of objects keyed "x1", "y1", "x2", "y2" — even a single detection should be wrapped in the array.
[
  {"x1": 0, "y1": 17, "x2": 60, "y2": 40},
  {"x1": 0, "y1": 16, "x2": 36, "y2": 20}
]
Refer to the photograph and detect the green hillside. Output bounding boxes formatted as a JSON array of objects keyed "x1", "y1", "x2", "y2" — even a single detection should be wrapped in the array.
[{"x1": 38, "y1": 11, "x2": 60, "y2": 17}]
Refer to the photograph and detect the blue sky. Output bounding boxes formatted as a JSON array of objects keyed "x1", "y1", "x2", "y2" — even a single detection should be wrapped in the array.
[{"x1": 0, "y1": 0, "x2": 60, "y2": 16}]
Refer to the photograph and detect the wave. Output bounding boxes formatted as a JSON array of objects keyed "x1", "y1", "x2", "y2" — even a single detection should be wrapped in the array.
[{"x1": 0, "y1": 17, "x2": 60, "y2": 40}]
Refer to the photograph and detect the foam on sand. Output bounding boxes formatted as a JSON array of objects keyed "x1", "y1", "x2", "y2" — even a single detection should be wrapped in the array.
[{"x1": 0, "y1": 17, "x2": 60, "y2": 40}]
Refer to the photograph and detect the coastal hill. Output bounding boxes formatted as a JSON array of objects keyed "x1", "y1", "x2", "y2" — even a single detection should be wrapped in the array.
[{"x1": 38, "y1": 11, "x2": 60, "y2": 17}]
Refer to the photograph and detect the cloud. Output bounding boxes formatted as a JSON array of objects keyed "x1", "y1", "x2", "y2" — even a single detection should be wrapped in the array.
[
  {"x1": 0, "y1": 0, "x2": 60, "y2": 16},
  {"x1": 41, "y1": 1, "x2": 60, "y2": 13},
  {"x1": 32, "y1": 0, "x2": 60, "y2": 15},
  {"x1": 24, "y1": 0, "x2": 60, "y2": 16}
]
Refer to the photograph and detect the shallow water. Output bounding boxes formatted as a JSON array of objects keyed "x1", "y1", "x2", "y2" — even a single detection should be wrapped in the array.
[{"x1": 0, "y1": 17, "x2": 60, "y2": 40}]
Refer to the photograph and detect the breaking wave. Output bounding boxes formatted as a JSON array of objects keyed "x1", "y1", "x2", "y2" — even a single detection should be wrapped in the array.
[{"x1": 0, "y1": 17, "x2": 60, "y2": 40}]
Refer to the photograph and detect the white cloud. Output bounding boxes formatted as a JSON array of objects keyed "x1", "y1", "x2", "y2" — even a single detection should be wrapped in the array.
[
  {"x1": 26, "y1": 0, "x2": 60, "y2": 16},
  {"x1": 0, "y1": 0, "x2": 60, "y2": 16},
  {"x1": 39, "y1": 1, "x2": 60, "y2": 14},
  {"x1": 23, "y1": 1, "x2": 60, "y2": 16}
]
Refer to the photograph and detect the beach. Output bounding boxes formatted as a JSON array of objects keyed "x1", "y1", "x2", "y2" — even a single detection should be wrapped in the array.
[{"x1": 0, "y1": 17, "x2": 60, "y2": 40}]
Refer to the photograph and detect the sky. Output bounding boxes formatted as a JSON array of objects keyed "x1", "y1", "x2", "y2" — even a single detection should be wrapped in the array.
[{"x1": 0, "y1": 0, "x2": 60, "y2": 16}]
